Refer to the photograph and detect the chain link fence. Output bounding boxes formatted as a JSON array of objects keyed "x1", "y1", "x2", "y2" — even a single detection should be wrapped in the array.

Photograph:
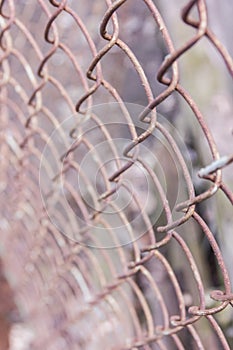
[{"x1": 0, "y1": 0, "x2": 233, "y2": 349}]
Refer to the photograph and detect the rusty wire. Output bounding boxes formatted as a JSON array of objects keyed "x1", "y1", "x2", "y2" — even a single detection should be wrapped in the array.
[{"x1": 0, "y1": 0, "x2": 233, "y2": 349}]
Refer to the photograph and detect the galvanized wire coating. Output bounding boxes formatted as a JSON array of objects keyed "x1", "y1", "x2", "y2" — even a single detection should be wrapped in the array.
[{"x1": 0, "y1": 0, "x2": 233, "y2": 349}]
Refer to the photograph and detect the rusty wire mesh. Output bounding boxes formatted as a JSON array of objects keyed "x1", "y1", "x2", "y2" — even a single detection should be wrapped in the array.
[{"x1": 0, "y1": 0, "x2": 233, "y2": 349}]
